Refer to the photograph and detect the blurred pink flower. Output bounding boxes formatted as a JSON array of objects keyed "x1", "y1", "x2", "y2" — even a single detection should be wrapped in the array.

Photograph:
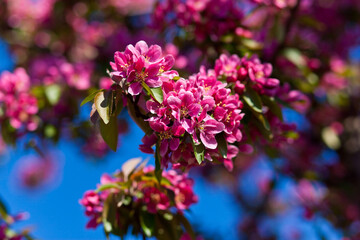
[{"x1": 0, "y1": 68, "x2": 39, "y2": 130}]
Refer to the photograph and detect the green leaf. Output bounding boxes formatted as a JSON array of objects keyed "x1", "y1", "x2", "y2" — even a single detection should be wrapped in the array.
[
  {"x1": 241, "y1": 38, "x2": 263, "y2": 51},
  {"x1": 141, "y1": 81, "x2": 152, "y2": 95},
  {"x1": 96, "y1": 183, "x2": 121, "y2": 193},
  {"x1": 141, "y1": 175, "x2": 172, "y2": 186},
  {"x1": 1, "y1": 121, "x2": 16, "y2": 145},
  {"x1": 192, "y1": 139, "x2": 204, "y2": 165},
  {"x1": 172, "y1": 76, "x2": 181, "y2": 81},
  {"x1": 243, "y1": 88, "x2": 263, "y2": 113},
  {"x1": 216, "y1": 133, "x2": 227, "y2": 158},
  {"x1": 163, "y1": 213, "x2": 173, "y2": 221},
  {"x1": 155, "y1": 214, "x2": 180, "y2": 240},
  {"x1": 322, "y1": 127, "x2": 341, "y2": 150},
  {"x1": 126, "y1": 99, "x2": 152, "y2": 135},
  {"x1": 255, "y1": 112, "x2": 271, "y2": 131},
  {"x1": 155, "y1": 141, "x2": 162, "y2": 183},
  {"x1": 283, "y1": 48, "x2": 306, "y2": 68},
  {"x1": 95, "y1": 91, "x2": 110, "y2": 124},
  {"x1": 81, "y1": 89, "x2": 103, "y2": 106},
  {"x1": 150, "y1": 87, "x2": 164, "y2": 103},
  {"x1": 113, "y1": 91, "x2": 123, "y2": 116},
  {"x1": 141, "y1": 82, "x2": 164, "y2": 103},
  {"x1": 262, "y1": 96, "x2": 283, "y2": 121},
  {"x1": 122, "y1": 195, "x2": 132, "y2": 206},
  {"x1": 102, "y1": 194, "x2": 115, "y2": 234},
  {"x1": 177, "y1": 213, "x2": 196, "y2": 240},
  {"x1": 284, "y1": 131, "x2": 299, "y2": 139},
  {"x1": 140, "y1": 211, "x2": 155, "y2": 237},
  {"x1": 0, "y1": 197, "x2": 8, "y2": 219},
  {"x1": 45, "y1": 84, "x2": 62, "y2": 105},
  {"x1": 253, "y1": 113, "x2": 273, "y2": 140},
  {"x1": 44, "y1": 124, "x2": 57, "y2": 138},
  {"x1": 99, "y1": 116, "x2": 118, "y2": 151}
]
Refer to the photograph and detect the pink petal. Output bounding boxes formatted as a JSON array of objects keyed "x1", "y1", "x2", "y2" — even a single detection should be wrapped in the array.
[
  {"x1": 169, "y1": 138, "x2": 180, "y2": 151},
  {"x1": 167, "y1": 96, "x2": 181, "y2": 109},
  {"x1": 128, "y1": 82, "x2": 143, "y2": 95},
  {"x1": 145, "y1": 77, "x2": 162, "y2": 88},
  {"x1": 134, "y1": 57, "x2": 145, "y2": 72},
  {"x1": 223, "y1": 158, "x2": 234, "y2": 171},
  {"x1": 187, "y1": 104, "x2": 201, "y2": 117},
  {"x1": 160, "y1": 140, "x2": 169, "y2": 157},
  {"x1": 263, "y1": 63, "x2": 273, "y2": 76},
  {"x1": 204, "y1": 119, "x2": 225, "y2": 134},
  {"x1": 172, "y1": 123, "x2": 185, "y2": 136},
  {"x1": 200, "y1": 132, "x2": 217, "y2": 149},
  {"x1": 86, "y1": 216, "x2": 99, "y2": 229},
  {"x1": 149, "y1": 121, "x2": 165, "y2": 132},
  {"x1": 114, "y1": 52, "x2": 127, "y2": 67},
  {"x1": 183, "y1": 119, "x2": 194, "y2": 134},
  {"x1": 147, "y1": 45, "x2": 162, "y2": 62},
  {"x1": 180, "y1": 91, "x2": 194, "y2": 106},
  {"x1": 147, "y1": 63, "x2": 161, "y2": 77},
  {"x1": 162, "y1": 55, "x2": 175, "y2": 71},
  {"x1": 135, "y1": 41, "x2": 149, "y2": 55},
  {"x1": 125, "y1": 44, "x2": 140, "y2": 60},
  {"x1": 214, "y1": 107, "x2": 227, "y2": 120}
]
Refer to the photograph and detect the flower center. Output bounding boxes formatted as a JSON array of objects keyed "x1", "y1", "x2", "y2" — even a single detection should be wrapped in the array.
[
  {"x1": 255, "y1": 71, "x2": 264, "y2": 79},
  {"x1": 175, "y1": 192, "x2": 185, "y2": 203},
  {"x1": 180, "y1": 107, "x2": 188, "y2": 118},
  {"x1": 159, "y1": 131, "x2": 172, "y2": 140},
  {"x1": 151, "y1": 193, "x2": 161, "y2": 203},
  {"x1": 135, "y1": 71, "x2": 148, "y2": 83}
]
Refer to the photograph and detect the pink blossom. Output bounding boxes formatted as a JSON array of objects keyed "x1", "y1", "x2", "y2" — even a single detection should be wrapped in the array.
[
  {"x1": 139, "y1": 133, "x2": 158, "y2": 154},
  {"x1": 103, "y1": 0, "x2": 155, "y2": 15},
  {"x1": 141, "y1": 187, "x2": 170, "y2": 214},
  {"x1": 29, "y1": 56, "x2": 93, "y2": 90},
  {"x1": 149, "y1": 121, "x2": 184, "y2": 157},
  {"x1": 79, "y1": 190, "x2": 102, "y2": 229},
  {"x1": 82, "y1": 133, "x2": 110, "y2": 158},
  {"x1": 110, "y1": 41, "x2": 175, "y2": 96},
  {"x1": 184, "y1": 114, "x2": 225, "y2": 149},
  {"x1": 245, "y1": 56, "x2": 280, "y2": 96},
  {"x1": 167, "y1": 90, "x2": 201, "y2": 122},
  {"x1": 174, "y1": 180, "x2": 198, "y2": 210},
  {"x1": 99, "y1": 77, "x2": 113, "y2": 90},
  {"x1": 5, "y1": 0, "x2": 57, "y2": 28},
  {"x1": 0, "y1": 68, "x2": 39, "y2": 130},
  {"x1": 60, "y1": 62, "x2": 92, "y2": 90},
  {"x1": 214, "y1": 54, "x2": 242, "y2": 82},
  {"x1": 294, "y1": 180, "x2": 326, "y2": 207},
  {"x1": 0, "y1": 68, "x2": 30, "y2": 94},
  {"x1": 152, "y1": 0, "x2": 244, "y2": 42},
  {"x1": 16, "y1": 155, "x2": 57, "y2": 189}
]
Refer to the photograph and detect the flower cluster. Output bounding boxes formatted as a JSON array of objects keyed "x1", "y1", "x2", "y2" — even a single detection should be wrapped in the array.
[
  {"x1": 152, "y1": 0, "x2": 244, "y2": 42},
  {"x1": 250, "y1": 0, "x2": 297, "y2": 9},
  {"x1": 143, "y1": 65, "x2": 245, "y2": 170},
  {"x1": 101, "y1": 0, "x2": 155, "y2": 15},
  {"x1": 29, "y1": 56, "x2": 92, "y2": 90},
  {"x1": 110, "y1": 40, "x2": 175, "y2": 96},
  {"x1": 4, "y1": 0, "x2": 57, "y2": 29},
  {"x1": 0, "y1": 68, "x2": 38, "y2": 131},
  {"x1": 80, "y1": 158, "x2": 197, "y2": 238},
  {"x1": 214, "y1": 54, "x2": 280, "y2": 96},
  {"x1": 15, "y1": 154, "x2": 57, "y2": 189},
  {"x1": 106, "y1": 41, "x2": 296, "y2": 170}
]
